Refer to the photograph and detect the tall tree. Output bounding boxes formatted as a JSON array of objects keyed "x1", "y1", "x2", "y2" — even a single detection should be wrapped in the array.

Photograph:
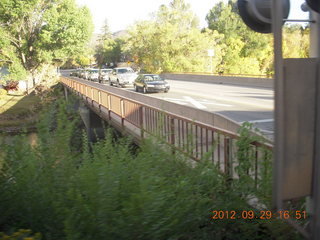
[
  {"x1": 99, "y1": 18, "x2": 112, "y2": 41},
  {"x1": 0, "y1": 0, "x2": 93, "y2": 81},
  {"x1": 283, "y1": 25, "x2": 309, "y2": 58},
  {"x1": 94, "y1": 20, "x2": 123, "y2": 67},
  {"x1": 125, "y1": 0, "x2": 223, "y2": 73},
  {"x1": 206, "y1": 0, "x2": 272, "y2": 74}
]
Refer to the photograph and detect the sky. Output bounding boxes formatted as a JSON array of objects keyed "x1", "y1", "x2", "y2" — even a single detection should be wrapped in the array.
[{"x1": 75, "y1": 0, "x2": 310, "y2": 34}]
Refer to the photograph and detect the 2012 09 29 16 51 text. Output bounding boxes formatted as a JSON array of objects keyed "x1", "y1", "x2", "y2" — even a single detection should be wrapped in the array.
[{"x1": 211, "y1": 210, "x2": 307, "y2": 220}]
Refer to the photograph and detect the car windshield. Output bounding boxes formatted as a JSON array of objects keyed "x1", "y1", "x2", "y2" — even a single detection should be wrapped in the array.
[
  {"x1": 91, "y1": 70, "x2": 99, "y2": 73},
  {"x1": 144, "y1": 75, "x2": 163, "y2": 82},
  {"x1": 118, "y1": 68, "x2": 134, "y2": 74},
  {"x1": 102, "y1": 69, "x2": 112, "y2": 73}
]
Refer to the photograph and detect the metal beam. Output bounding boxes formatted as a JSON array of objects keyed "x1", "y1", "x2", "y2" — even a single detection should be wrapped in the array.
[
  {"x1": 272, "y1": 0, "x2": 284, "y2": 210},
  {"x1": 311, "y1": 10, "x2": 320, "y2": 240}
]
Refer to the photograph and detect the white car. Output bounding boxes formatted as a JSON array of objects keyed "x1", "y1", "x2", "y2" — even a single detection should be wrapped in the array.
[
  {"x1": 99, "y1": 68, "x2": 113, "y2": 84},
  {"x1": 109, "y1": 67, "x2": 138, "y2": 87},
  {"x1": 88, "y1": 69, "x2": 99, "y2": 82}
]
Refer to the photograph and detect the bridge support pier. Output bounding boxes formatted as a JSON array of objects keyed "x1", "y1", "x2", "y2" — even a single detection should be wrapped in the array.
[
  {"x1": 79, "y1": 103, "x2": 105, "y2": 142},
  {"x1": 63, "y1": 86, "x2": 68, "y2": 101}
]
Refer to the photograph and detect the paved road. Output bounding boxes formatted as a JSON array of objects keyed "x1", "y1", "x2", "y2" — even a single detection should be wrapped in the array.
[
  {"x1": 147, "y1": 79, "x2": 274, "y2": 139},
  {"x1": 62, "y1": 70, "x2": 274, "y2": 139}
]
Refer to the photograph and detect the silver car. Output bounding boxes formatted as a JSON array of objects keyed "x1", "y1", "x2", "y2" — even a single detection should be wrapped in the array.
[
  {"x1": 109, "y1": 67, "x2": 138, "y2": 87},
  {"x1": 88, "y1": 69, "x2": 99, "y2": 82},
  {"x1": 99, "y1": 68, "x2": 113, "y2": 83}
]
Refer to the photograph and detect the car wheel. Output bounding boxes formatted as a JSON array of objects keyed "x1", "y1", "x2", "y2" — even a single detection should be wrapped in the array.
[
  {"x1": 109, "y1": 80, "x2": 113, "y2": 86},
  {"x1": 164, "y1": 89, "x2": 169, "y2": 93},
  {"x1": 143, "y1": 86, "x2": 147, "y2": 94},
  {"x1": 134, "y1": 85, "x2": 139, "y2": 92}
]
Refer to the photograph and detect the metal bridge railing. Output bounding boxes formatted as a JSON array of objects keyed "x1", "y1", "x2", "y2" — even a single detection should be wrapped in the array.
[
  {"x1": 61, "y1": 76, "x2": 273, "y2": 183},
  {"x1": 61, "y1": 76, "x2": 314, "y2": 238}
]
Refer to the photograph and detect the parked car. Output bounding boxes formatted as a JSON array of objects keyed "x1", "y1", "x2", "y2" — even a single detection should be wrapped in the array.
[
  {"x1": 69, "y1": 69, "x2": 80, "y2": 77},
  {"x1": 88, "y1": 69, "x2": 99, "y2": 82},
  {"x1": 78, "y1": 69, "x2": 87, "y2": 78},
  {"x1": 99, "y1": 68, "x2": 113, "y2": 83},
  {"x1": 133, "y1": 74, "x2": 170, "y2": 93},
  {"x1": 109, "y1": 67, "x2": 138, "y2": 87},
  {"x1": 84, "y1": 69, "x2": 92, "y2": 80}
]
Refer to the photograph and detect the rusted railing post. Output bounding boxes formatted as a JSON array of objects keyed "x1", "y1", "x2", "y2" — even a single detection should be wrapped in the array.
[
  {"x1": 91, "y1": 87, "x2": 94, "y2": 106},
  {"x1": 170, "y1": 117, "x2": 175, "y2": 154},
  {"x1": 139, "y1": 106, "x2": 144, "y2": 139},
  {"x1": 120, "y1": 99, "x2": 125, "y2": 129},
  {"x1": 255, "y1": 146, "x2": 259, "y2": 188},
  {"x1": 224, "y1": 137, "x2": 230, "y2": 176},
  {"x1": 98, "y1": 90, "x2": 101, "y2": 113},
  {"x1": 107, "y1": 94, "x2": 111, "y2": 121}
]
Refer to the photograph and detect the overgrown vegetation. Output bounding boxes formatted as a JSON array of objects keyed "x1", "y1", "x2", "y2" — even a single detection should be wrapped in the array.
[
  {"x1": 0, "y1": 90, "x2": 303, "y2": 239},
  {"x1": 234, "y1": 122, "x2": 273, "y2": 205},
  {"x1": 0, "y1": 229, "x2": 41, "y2": 240},
  {"x1": 0, "y1": 84, "x2": 59, "y2": 130}
]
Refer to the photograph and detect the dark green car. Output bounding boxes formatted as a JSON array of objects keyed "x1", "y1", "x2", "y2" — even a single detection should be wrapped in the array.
[{"x1": 133, "y1": 74, "x2": 170, "y2": 93}]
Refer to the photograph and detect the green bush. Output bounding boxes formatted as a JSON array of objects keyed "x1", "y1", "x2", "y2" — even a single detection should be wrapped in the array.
[
  {"x1": 0, "y1": 94, "x2": 303, "y2": 240},
  {"x1": 0, "y1": 229, "x2": 41, "y2": 240}
]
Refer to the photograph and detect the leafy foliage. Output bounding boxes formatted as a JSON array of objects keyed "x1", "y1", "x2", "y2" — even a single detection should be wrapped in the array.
[
  {"x1": 206, "y1": 0, "x2": 273, "y2": 75},
  {"x1": 125, "y1": 0, "x2": 223, "y2": 73},
  {"x1": 283, "y1": 25, "x2": 309, "y2": 58},
  {"x1": 94, "y1": 0, "x2": 309, "y2": 75},
  {"x1": 0, "y1": 229, "x2": 41, "y2": 240},
  {"x1": 0, "y1": 0, "x2": 93, "y2": 80},
  {"x1": 234, "y1": 122, "x2": 273, "y2": 204},
  {"x1": 0, "y1": 90, "x2": 303, "y2": 240},
  {"x1": 94, "y1": 19, "x2": 124, "y2": 67}
]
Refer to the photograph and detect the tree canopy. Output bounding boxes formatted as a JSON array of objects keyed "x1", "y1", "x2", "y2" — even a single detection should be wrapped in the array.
[
  {"x1": 94, "y1": 20, "x2": 124, "y2": 68},
  {"x1": 0, "y1": 0, "x2": 93, "y2": 80},
  {"x1": 92, "y1": 0, "x2": 310, "y2": 76},
  {"x1": 122, "y1": 0, "x2": 223, "y2": 73}
]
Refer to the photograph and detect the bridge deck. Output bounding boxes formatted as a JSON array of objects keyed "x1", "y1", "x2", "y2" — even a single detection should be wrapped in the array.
[{"x1": 61, "y1": 76, "x2": 273, "y2": 183}]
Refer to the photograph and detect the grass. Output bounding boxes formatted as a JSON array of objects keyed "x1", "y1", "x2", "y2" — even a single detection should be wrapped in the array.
[{"x1": 0, "y1": 93, "x2": 41, "y2": 129}]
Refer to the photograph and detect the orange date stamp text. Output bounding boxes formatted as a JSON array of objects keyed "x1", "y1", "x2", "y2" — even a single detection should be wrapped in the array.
[{"x1": 211, "y1": 210, "x2": 307, "y2": 220}]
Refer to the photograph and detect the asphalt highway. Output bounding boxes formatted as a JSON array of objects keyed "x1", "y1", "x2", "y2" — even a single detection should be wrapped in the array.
[
  {"x1": 62, "y1": 70, "x2": 274, "y2": 139},
  {"x1": 146, "y1": 79, "x2": 274, "y2": 139}
]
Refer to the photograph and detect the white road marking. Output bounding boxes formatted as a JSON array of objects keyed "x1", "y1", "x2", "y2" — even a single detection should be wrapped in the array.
[
  {"x1": 162, "y1": 97, "x2": 185, "y2": 101},
  {"x1": 162, "y1": 97, "x2": 233, "y2": 108},
  {"x1": 260, "y1": 129, "x2": 274, "y2": 133},
  {"x1": 247, "y1": 119, "x2": 274, "y2": 123},
  {"x1": 240, "y1": 119, "x2": 274, "y2": 124},
  {"x1": 200, "y1": 100, "x2": 232, "y2": 107},
  {"x1": 183, "y1": 96, "x2": 207, "y2": 109},
  {"x1": 169, "y1": 101, "x2": 188, "y2": 105}
]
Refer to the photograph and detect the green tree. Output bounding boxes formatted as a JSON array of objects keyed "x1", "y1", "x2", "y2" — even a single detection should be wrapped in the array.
[
  {"x1": 206, "y1": 0, "x2": 272, "y2": 75},
  {"x1": 95, "y1": 20, "x2": 124, "y2": 67},
  {"x1": 283, "y1": 24, "x2": 309, "y2": 58},
  {"x1": 124, "y1": 0, "x2": 223, "y2": 73},
  {"x1": 0, "y1": 0, "x2": 93, "y2": 81}
]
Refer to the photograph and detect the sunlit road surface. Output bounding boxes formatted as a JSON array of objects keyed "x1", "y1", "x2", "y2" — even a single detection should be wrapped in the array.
[
  {"x1": 62, "y1": 71, "x2": 274, "y2": 140},
  {"x1": 152, "y1": 79, "x2": 274, "y2": 139}
]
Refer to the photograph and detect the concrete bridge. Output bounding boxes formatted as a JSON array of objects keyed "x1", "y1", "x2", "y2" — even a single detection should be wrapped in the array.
[{"x1": 61, "y1": 76, "x2": 272, "y2": 182}]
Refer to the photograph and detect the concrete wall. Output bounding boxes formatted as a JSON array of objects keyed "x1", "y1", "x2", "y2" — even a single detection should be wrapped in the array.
[{"x1": 160, "y1": 73, "x2": 273, "y2": 88}]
